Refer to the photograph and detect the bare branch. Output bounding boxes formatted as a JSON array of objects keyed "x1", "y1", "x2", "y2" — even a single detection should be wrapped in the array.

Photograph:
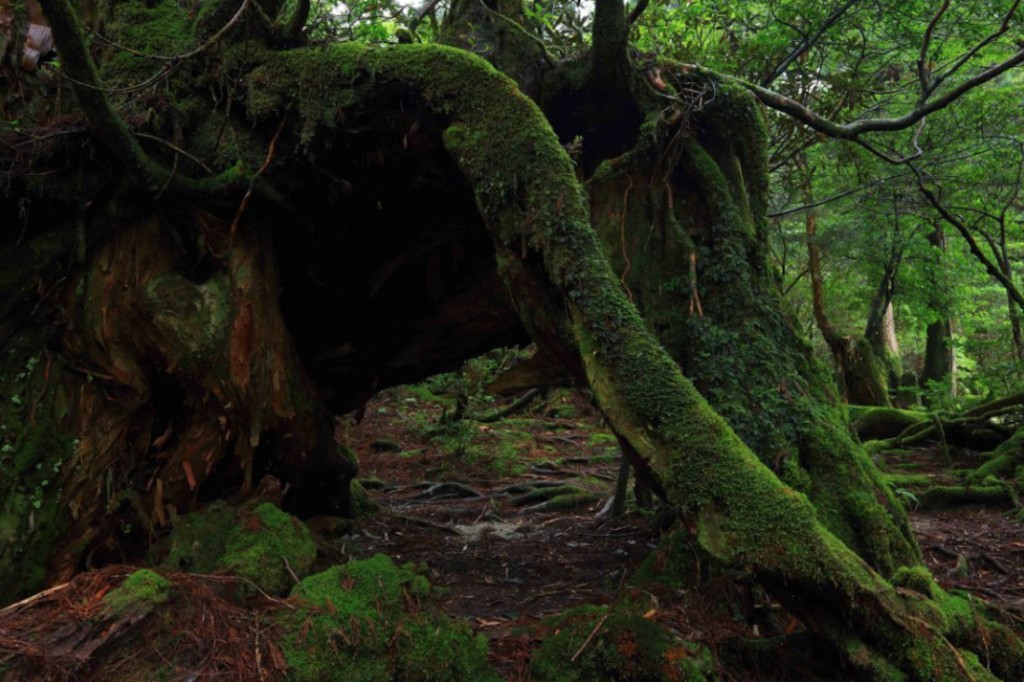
[
  {"x1": 930, "y1": 0, "x2": 1022, "y2": 94},
  {"x1": 743, "y1": 42, "x2": 1024, "y2": 139},
  {"x1": 627, "y1": 0, "x2": 650, "y2": 26},
  {"x1": 769, "y1": 172, "x2": 906, "y2": 218},
  {"x1": 762, "y1": 0, "x2": 859, "y2": 87},
  {"x1": 913, "y1": 164, "x2": 1024, "y2": 312},
  {"x1": 917, "y1": 0, "x2": 949, "y2": 99}
]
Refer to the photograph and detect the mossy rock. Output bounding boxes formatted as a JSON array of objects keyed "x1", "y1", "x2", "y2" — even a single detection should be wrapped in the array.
[
  {"x1": 276, "y1": 554, "x2": 499, "y2": 681},
  {"x1": 530, "y1": 603, "x2": 714, "y2": 681},
  {"x1": 102, "y1": 569, "x2": 173, "y2": 618},
  {"x1": 162, "y1": 501, "x2": 316, "y2": 596}
]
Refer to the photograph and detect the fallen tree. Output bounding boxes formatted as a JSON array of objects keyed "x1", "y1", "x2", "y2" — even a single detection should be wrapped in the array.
[{"x1": 1, "y1": 0, "x2": 1023, "y2": 678}]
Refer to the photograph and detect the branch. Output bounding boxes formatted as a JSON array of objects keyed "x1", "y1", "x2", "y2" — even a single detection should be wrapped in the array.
[
  {"x1": 711, "y1": 42, "x2": 1024, "y2": 142},
  {"x1": 769, "y1": 172, "x2": 906, "y2": 218},
  {"x1": 762, "y1": 0, "x2": 859, "y2": 87},
  {"x1": 627, "y1": 0, "x2": 650, "y2": 25},
  {"x1": 67, "y1": 0, "x2": 253, "y2": 95},
  {"x1": 280, "y1": 0, "x2": 311, "y2": 42},
  {"x1": 476, "y1": 1, "x2": 555, "y2": 65},
  {"x1": 409, "y1": 0, "x2": 443, "y2": 32},
  {"x1": 916, "y1": 0, "x2": 949, "y2": 99},
  {"x1": 40, "y1": 0, "x2": 250, "y2": 196},
  {"x1": 929, "y1": 0, "x2": 1022, "y2": 95},
  {"x1": 913, "y1": 165, "x2": 1024, "y2": 312}
]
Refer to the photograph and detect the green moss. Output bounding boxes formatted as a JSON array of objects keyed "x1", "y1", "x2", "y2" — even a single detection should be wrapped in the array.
[
  {"x1": 98, "y1": 0, "x2": 195, "y2": 83},
  {"x1": 0, "y1": 345, "x2": 77, "y2": 604},
  {"x1": 530, "y1": 603, "x2": 713, "y2": 681},
  {"x1": 851, "y1": 407, "x2": 928, "y2": 442},
  {"x1": 162, "y1": 501, "x2": 316, "y2": 596},
  {"x1": 221, "y1": 502, "x2": 317, "y2": 595},
  {"x1": 277, "y1": 555, "x2": 498, "y2": 681},
  {"x1": 102, "y1": 569, "x2": 172, "y2": 617},
  {"x1": 511, "y1": 484, "x2": 583, "y2": 506},
  {"x1": 629, "y1": 526, "x2": 699, "y2": 591},
  {"x1": 891, "y1": 566, "x2": 937, "y2": 598},
  {"x1": 916, "y1": 484, "x2": 1010, "y2": 509}
]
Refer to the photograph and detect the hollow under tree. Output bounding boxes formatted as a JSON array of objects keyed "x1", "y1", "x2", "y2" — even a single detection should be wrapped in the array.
[{"x1": 1, "y1": 0, "x2": 1023, "y2": 678}]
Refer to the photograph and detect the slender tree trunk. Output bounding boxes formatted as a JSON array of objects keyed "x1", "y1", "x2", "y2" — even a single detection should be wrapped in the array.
[
  {"x1": 1000, "y1": 222, "x2": 1024, "y2": 363},
  {"x1": 920, "y1": 223, "x2": 957, "y2": 399},
  {"x1": 800, "y1": 156, "x2": 891, "y2": 406}
]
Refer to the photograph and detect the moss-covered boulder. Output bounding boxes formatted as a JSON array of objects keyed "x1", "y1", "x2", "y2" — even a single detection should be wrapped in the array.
[
  {"x1": 530, "y1": 602, "x2": 714, "y2": 681},
  {"x1": 161, "y1": 501, "x2": 316, "y2": 596},
  {"x1": 276, "y1": 554, "x2": 498, "y2": 681}
]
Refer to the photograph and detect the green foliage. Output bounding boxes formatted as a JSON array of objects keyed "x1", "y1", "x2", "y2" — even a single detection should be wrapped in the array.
[{"x1": 0, "y1": 347, "x2": 76, "y2": 603}]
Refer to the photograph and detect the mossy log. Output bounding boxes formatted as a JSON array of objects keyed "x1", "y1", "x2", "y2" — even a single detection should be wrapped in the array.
[
  {"x1": 2, "y1": 2, "x2": 1024, "y2": 678},
  {"x1": 853, "y1": 404, "x2": 1014, "y2": 453}
]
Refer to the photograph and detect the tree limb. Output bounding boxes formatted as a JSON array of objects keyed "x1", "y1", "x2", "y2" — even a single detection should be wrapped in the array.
[
  {"x1": 916, "y1": 0, "x2": 950, "y2": 99},
  {"x1": 762, "y1": 0, "x2": 859, "y2": 87},
  {"x1": 929, "y1": 0, "x2": 1022, "y2": 96},
  {"x1": 280, "y1": 0, "x2": 310, "y2": 42},
  {"x1": 409, "y1": 0, "x2": 443, "y2": 32},
  {"x1": 40, "y1": 0, "x2": 251, "y2": 196},
  {"x1": 913, "y1": 164, "x2": 1024, "y2": 312},
  {"x1": 626, "y1": 0, "x2": 649, "y2": 26},
  {"x1": 710, "y1": 43, "x2": 1024, "y2": 142}
]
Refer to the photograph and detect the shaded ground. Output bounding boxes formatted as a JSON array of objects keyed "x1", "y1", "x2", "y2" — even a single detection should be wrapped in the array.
[
  {"x1": 880, "y1": 445, "x2": 1024, "y2": 626},
  {"x1": 341, "y1": 387, "x2": 662, "y2": 678},
  {"x1": 3, "y1": 381, "x2": 1024, "y2": 680},
  {"x1": 340, "y1": 388, "x2": 1024, "y2": 677}
]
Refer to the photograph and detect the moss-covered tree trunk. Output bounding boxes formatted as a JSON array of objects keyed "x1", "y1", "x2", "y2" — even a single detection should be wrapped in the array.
[{"x1": 3, "y1": 0, "x2": 1024, "y2": 678}]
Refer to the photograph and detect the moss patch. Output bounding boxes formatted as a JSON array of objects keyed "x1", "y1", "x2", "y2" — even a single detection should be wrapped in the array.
[
  {"x1": 102, "y1": 568, "x2": 172, "y2": 617},
  {"x1": 530, "y1": 602, "x2": 713, "y2": 681},
  {"x1": 162, "y1": 501, "x2": 316, "y2": 596},
  {"x1": 276, "y1": 554, "x2": 498, "y2": 681}
]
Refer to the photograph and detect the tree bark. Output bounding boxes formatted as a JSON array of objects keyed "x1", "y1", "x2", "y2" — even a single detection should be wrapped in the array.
[
  {"x1": 800, "y1": 155, "x2": 892, "y2": 406},
  {"x1": 920, "y1": 223, "x2": 957, "y2": 400},
  {"x1": 3, "y1": 1, "x2": 1024, "y2": 678}
]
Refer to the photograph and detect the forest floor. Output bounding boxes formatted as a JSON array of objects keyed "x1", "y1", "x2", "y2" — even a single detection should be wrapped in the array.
[
  {"x1": 339, "y1": 385, "x2": 1024, "y2": 679},
  {"x1": 4, "y1": 381, "x2": 1022, "y2": 681}
]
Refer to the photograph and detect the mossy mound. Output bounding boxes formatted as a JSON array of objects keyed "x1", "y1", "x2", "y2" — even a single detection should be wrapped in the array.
[
  {"x1": 161, "y1": 501, "x2": 316, "y2": 596},
  {"x1": 276, "y1": 554, "x2": 498, "y2": 682},
  {"x1": 629, "y1": 527, "x2": 700, "y2": 593},
  {"x1": 101, "y1": 568, "x2": 172, "y2": 617},
  {"x1": 850, "y1": 407, "x2": 928, "y2": 442},
  {"x1": 530, "y1": 603, "x2": 714, "y2": 681}
]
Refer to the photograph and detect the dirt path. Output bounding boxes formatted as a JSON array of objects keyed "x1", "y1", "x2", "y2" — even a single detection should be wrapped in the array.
[
  {"x1": 341, "y1": 388, "x2": 1024, "y2": 677},
  {"x1": 339, "y1": 388, "x2": 661, "y2": 676}
]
